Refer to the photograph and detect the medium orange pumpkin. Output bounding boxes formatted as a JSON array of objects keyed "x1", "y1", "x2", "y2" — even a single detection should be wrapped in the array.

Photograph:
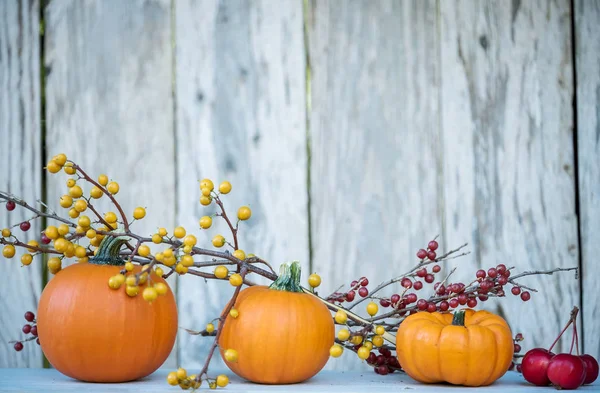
[
  {"x1": 37, "y1": 236, "x2": 178, "y2": 382},
  {"x1": 218, "y1": 262, "x2": 334, "y2": 384},
  {"x1": 396, "y1": 309, "x2": 513, "y2": 387}
]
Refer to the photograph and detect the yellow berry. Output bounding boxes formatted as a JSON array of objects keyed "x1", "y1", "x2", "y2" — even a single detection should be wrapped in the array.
[
  {"x1": 375, "y1": 325, "x2": 386, "y2": 336},
  {"x1": 66, "y1": 178, "x2": 76, "y2": 188},
  {"x1": 337, "y1": 328, "x2": 350, "y2": 341},
  {"x1": 181, "y1": 255, "x2": 194, "y2": 267},
  {"x1": 126, "y1": 285, "x2": 139, "y2": 297},
  {"x1": 229, "y1": 308, "x2": 239, "y2": 318},
  {"x1": 63, "y1": 162, "x2": 76, "y2": 175},
  {"x1": 133, "y1": 207, "x2": 146, "y2": 220},
  {"x1": 104, "y1": 212, "x2": 117, "y2": 223},
  {"x1": 357, "y1": 346, "x2": 370, "y2": 360},
  {"x1": 152, "y1": 234, "x2": 162, "y2": 244},
  {"x1": 68, "y1": 208, "x2": 80, "y2": 219},
  {"x1": 59, "y1": 195, "x2": 73, "y2": 208},
  {"x1": 214, "y1": 265, "x2": 228, "y2": 279},
  {"x1": 142, "y1": 287, "x2": 158, "y2": 303},
  {"x1": 219, "y1": 181, "x2": 232, "y2": 194},
  {"x1": 209, "y1": 381, "x2": 217, "y2": 389},
  {"x1": 166, "y1": 372, "x2": 178, "y2": 386},
  {"x1": 349, "y1": 335, "x2": 363, "y2": 345},
  {"x1": 229, "y1": 273, "x2": 243, "y2": 287},
  {"x1": 53, "y1": 238, "x2": 68, "y2": 252},
  {"x1": 366, "y1": 301, "x2": 378, "y2": 316},
  {"x1": 68, "y1": 185, "x2": 83, "y2": 198},
  {"x1": 85, "y1": 229, "x2": 96, "y2": 239},
  {"x1": 125, "y1": 262, "x2": 134, "y2": 272},
  {"x1": 199, "y1": 195, "x2": 212, "y2": 206},
  {"x1": 232, "y1": 249, "x2": 246, "y2": 260},
  {"x1": 206, "y1": 323, "x2": 215, "y2": 333},
  {"x1": 154, "y1": 267, "x2": 164, "y2": 276},
  {"x1": 125, "y1": 275, "x2": 137, "y2": 287},
  {"x1": 163, "y1": 248, "x2": 173, "y2": 258},
  {"x1": 78, "y1": 215, "x2": 91, "y2": 228},
  {"x1": 107, "y1": 181, "x2": 119, "y2": 195},
  {"x1": 114, "y1": 273, "x2": 125, "y2": 285},
  {"x1": 212, "y1": 235, "x2": 226, "y2": 248},
  {"x1": 163, "y1": 256, "x2": 176, "y2": 267},
  {"x1": 73, "y1": 199, "x2": 87, "y2": 212},
  {"x1": 334, "y1": 310, "x2": 348, "y2": 324},
  {"x1": 223, "y1": 349, "x2": 238, "y2": 363},
  {"x1": 90, "y1": 186, "x2": 103, "y2": 199},
  {"x1": 155, "y1": 228, "x2": 167, "y2": 237},
  {"x1": 74, "y1": 225, "x2": 85, "y2": 234},
  {"x1": 237, "y1": 206, "x2": 252, "y2": 221},
  {"x1": 216, "y1": 374, "x2": 229, "y2": 387},
  {"x1": 52, "y1": 153, "x2": 67, "y2": 166},
  {"x1": 58, "y1": 224, "x2": 70, "y2": 236},
  {"x1": 108, "y1": 276, "x2": 121, "y2": 289},
  {"x1": 45, "y1": 226, "x2": 59, "y2": 239},
  {"x1": 200, "y1": 178, "x2": 214, "y2": 191},
  {"x1": 46, "y1": 161, "x2": 61, "y2": 173},
  {"x1": 3, "y1": 244, "x2": 16, "y2": 258},
  {"x1": 363, "y1": 341, "x2": 373, "y2": 351},
  {"x1": 199, "y1": 216, "x2": 212, "y2": 229},
  {"x1": 90, "y1": 237, "x2": 101, "y2": 247},
  {"x1": 137, "y1": 244, "x2": 151, "y2": 257},
  {"x1": 372, "y1": 335, "x2": 384, "y2": 347},
  {"x1": 138, "y1": 272, "x2": 148, "y2": 285},
  {"x1": 201, "y1": 187, "x2": 211, "y2": 197},
  {"x1": 26, "y1": 240, "x2": 39, "y2": 250},
  {"x1": 75, "y1": 246, "x2": 87, "y2": 258},
  {"x1": 176, "y1": 367, "x2": 187, "y2": 379},
  {"x1": 21, "y1": 254, "x2": 33, "y2": 265},
  {"x1": 175, "y1": 263, "x2": 188, "y2": 275},
  {"x1": 308, "y1": 273, "x2": 322, "y2": 288},
  {"x1": 329, "y1": 344, "x2": 343, "y2": 358},
  {"x1": 183, "y1": 235, "x2": 197, "y2": 247},
  {"x1": 98, "y1": 174, "x2": 108, "y2": 186},
  {"x1": 47, "y1": 257, "x2": 62, "y2": 274},
  {"x1": 189, "y1": 375, "x2": 201, "y2": 389},
  {"x1": 173, "y1": 226, "x2": 186, "y2": 239},
  {"x1": 154, "y1": 282, "x2": 168, "y2": 295},
  {"x1": 78, "y1": 257, "x2": 89, "y2": 263},
  {"x1": 1, "y1": 228, "x2": 11, "y2": 237}
]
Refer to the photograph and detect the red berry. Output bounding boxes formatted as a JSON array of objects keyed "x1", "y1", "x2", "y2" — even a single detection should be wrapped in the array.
[
  {"x1": 41, "y1": 233, "x2": 51, "y2": 244},
  {"x1": 377, "y1": 365, "x2": 389, "y2": 375},
  {"x1": 401, "y1": 278, "x2": 412, "y2": 288},
  {"x1": 509, "y1": 361, "x2": 515, "y2": 371},
  {"x1": 30, "y1": 325, "x2": 38, "y2": 336},
  {"x1": 436, "y1": 284, "x2": 446, "y2": 295},
  {"x1": 6, "y1": 201, "x2": 16, "y2": 211},
  {"x1": 416, "y1": 268, "x2": 427, "y2": 278},
  {"x1": 439, "y1": 301, "x2": 449, "y2": 311},
  {"x1": 503, "y1": 269, "x2": 511, "y2": 278},
  {"x1": 416, "y1": 249, "x2": 427, "y2": 259},
  {"x1": 520, "y1": 291, "x2": 531, "y2": 301},
  {"x1": 487, "y1": 268, "x2": 497, "y2": 278},
  {"x1": 497, "y1": 264, "x2": 507, "y2": 274},
  {"x1": 417, "y1": 299, "x2": 428, "y2": 310},
  {"x1": 514, "y1": 343, "x2": 522, "y2": 353},
  {"x1": 521, "y1": 348, "x2": 554, "y2": 386},
  {"x1": 390, "y1": 294, "x2": 400, "y2": 305},
  {"x1": 405, "y1": 293, "x2": 417, "y2": 304},
  {"x1": 345, "y1": 290, "x2": 356, "y2": 302},
  {"x1": 379, "y1": 298, "x2": 391, "y2": 307},
  {"x1": 457, "y1": 293, "x2": 468, "y2": 305},
  {"x1": 360, "y1": 277, "x2": 369, "y2": 286},
  {"x1": 449, "y1": 298, "x2": 459, "y2": 308},
  {"x1": 367, "y1": 352, "x2": 377, "y2": 364},
  {"x1": 580, "y1": 354, "x2": 599, "y2": 384},
  {"x1": 24, "y1": 311, "x2": 35, "y2": 322},
  {"x1": 516, "y1": 364, "x2": 523, "y2": 373},
  {"x1": 497, "y1": 276, "x2": 508, "y2": 285},
  {"x1": 476, "y1": 269, "x2": 486, "y2": 279},
  {"x1": 497, "y1": 289, "x2": 505, "y2": 297},
  {"x1": 424, "y1": 274, "x2": 434, "y2": 284},
  {"x1": 22, "y1": 324, "x2": 32, "y2": 334},
  {"x1": 428, "y1": 240, "x2": 438, "y2": 251},
  {"x1": 358, "y1": 287, "x2": 369, "y2": 297},
  {"x1": 413, "y1": 281, "x2": 423, "y2": 290},
  {"x1": 427, "y1": 251, "x2": 436, "y2": 260},
  {"x1": 467, "y1": 298, "x2": 477, "y2": 308},
  {"x1": 432, "y1": 264, "x2": 441, "y2": 273},
  {"x1": 376, "y1": 355, "x2": 385, "y2": 365},
  {"x1": 350, "y1": 280, "x2": 358, "y2": 287},
  {"x1": 36, "y1": 338, "x2": 40, "y2": 345},
  {"x1": 515, "y1": 333, "x2": 524, "y2": 341},
  {"x1": 511, "y1": 286, "x2": 521, "y2": 295},
  {"x1": 547, "y1": 353, "x2": 587, "y2": 389},
  {"x1": 379, "y1": 348, "x2": 391, "y2": 357},
  {"x1": 427, "y1": 303, "x2": 437, "y2": 312},
  {"x1": 14, "y1": 342, "x2": 24, "y2": 351},
  {"x1": 20, "y1": 221, "x2": 31, "y2": 232},
  {"x1": 478, "y1": 294, "x2": 489, "y2": 301}
]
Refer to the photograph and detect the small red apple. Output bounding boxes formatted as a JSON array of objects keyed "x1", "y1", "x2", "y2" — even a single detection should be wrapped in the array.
[
  {"x1": 521, "y1": 348, "x2": 554, "y2": 386},
  {"x1": 580, "y1": 354, "x2": 599, "y2": 384},
  {"x1": 547, "y1": 353, "x2": 587, "y2": 389}
]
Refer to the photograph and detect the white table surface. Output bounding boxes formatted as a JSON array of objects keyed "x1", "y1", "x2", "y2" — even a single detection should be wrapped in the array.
[{"x1": 0, "y1": 368, "x2": 598, "y2": 392}]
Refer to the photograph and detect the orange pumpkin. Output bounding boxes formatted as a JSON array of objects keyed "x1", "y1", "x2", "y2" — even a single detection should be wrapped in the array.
[
  {"x1": 37, "y1": 236, "x2": 178, "y2": 382},
  {"x1": 218, "y1": 262, "x2": 334, "y2": 384},
  {"x1": 396, "y1": 309, "x2": 513, "y2": 387}
]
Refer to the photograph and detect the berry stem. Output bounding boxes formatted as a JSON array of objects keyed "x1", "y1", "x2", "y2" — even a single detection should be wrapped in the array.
[
  {"x1": 548, "y1": 306, "x2": 579, "y2": 353},
  {"x1": 213, "y1": 195, "x2": 238, "y2": 251}
]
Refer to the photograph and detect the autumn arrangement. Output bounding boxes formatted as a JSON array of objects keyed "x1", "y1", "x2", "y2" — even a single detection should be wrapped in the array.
[{"x1": 1, "y1": 153, "x2": 598, "y2": 390}]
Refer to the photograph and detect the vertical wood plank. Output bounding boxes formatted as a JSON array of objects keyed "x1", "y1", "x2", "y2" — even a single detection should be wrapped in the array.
[
  {"x1": 307, "y1": 0, "x2": 442, "y2": 370},
  {"x1": 175, "y1": 0, "x2": 308, "y2": 369},
  {"x1": 0, "y1": 0, "x2": 42, "y2": 368},
  {"x1": 44, "y1": 0, "x2": 177, "y2": 367},
  {"x1": 440, "y1": 0, "x2": 579, "y2": 352},
  {"x1": 575, "y1": 0, "x2": 600, "y2": 360}
]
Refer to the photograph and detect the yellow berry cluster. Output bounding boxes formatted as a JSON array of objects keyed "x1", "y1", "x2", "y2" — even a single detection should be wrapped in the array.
[
  {"x1": 107, "y1": 265, "x2": 169, "y2": 303},
  {"x1": 329, "y1": 309, "x2": 386, "y2": 360},
  {"x1": 166, "y1": 367, "x2": 229, "y2": 390}
]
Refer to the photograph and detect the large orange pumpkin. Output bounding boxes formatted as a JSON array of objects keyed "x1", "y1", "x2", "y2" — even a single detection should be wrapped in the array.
[
  {"x1": 218, "y1": 262, "x2": 334, "y2": 384},
  {"x1": 396, "y1": 309, "x2": 513, "y2": 387},
  {"x1": 37, "y1": 236, "x2": 178, "y2": 382}
]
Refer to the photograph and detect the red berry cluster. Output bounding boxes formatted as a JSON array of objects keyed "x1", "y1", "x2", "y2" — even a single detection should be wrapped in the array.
[
  {"x1": 508, "y1": 332, "x2": 524, "y2": 372},
  {"x1": 366, "y1": 347, "x2": 401, "y2": 375},
  {"x1": 327, "y1": 277, "x2": 369, "y2": 303},
  {"x1": 13, "y1": 311, "x2": 40, "y2": 351}
]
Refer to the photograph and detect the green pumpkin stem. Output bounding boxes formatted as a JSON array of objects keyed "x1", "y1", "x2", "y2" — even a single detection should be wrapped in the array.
[
  {"x1": 269, "y1": 261, "x2": 303, "y2": 293},
  {"x1": 452, "y1": 310, "x2": 466, "y2": 326},
  {"x1": 90, "y1": 235, "x2": 130, "y2": 266}
]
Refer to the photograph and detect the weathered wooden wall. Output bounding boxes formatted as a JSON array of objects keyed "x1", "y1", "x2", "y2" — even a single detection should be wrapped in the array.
[{"x1": 0, "y1": 0, "x2": 598, "y2": 372}]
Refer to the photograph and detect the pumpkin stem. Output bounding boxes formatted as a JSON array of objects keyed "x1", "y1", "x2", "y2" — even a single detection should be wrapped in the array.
[
  {"x1": 90, "y1": 234, "x2": 130, "y2": 266},
  {"x1": 269, "y1": 261, "x2": 303, "y2": 293},
  {"x1": 452, "y1": 310, "x2": 466, "y2": 326}
]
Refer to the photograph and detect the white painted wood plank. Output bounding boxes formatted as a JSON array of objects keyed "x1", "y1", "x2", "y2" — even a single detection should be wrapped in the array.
[
  {"x1": 0, "y1": 0, "x2": 43, "y2": 368},
  {"x1": 307, "y1": 0, "x2": 442, "y2": 370},
  {"x1": 44, "y1": 0, "x2": 177, "y2": 367},
  {"x1": 1, "y1": 368, "x2": 598, "y2": 392},
  {"x1": 175, "y1": 0, "x2": 308, "y2": 370},
  {"x1": 440, "y1": 0, "x2": 579, "y2": 353},
  {"x1": 575, "y1": 0, "x2": 600, "y2": 361}
]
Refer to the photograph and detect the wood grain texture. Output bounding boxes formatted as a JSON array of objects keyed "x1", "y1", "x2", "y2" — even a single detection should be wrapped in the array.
[
  {"x1": 0, "y1": 0, "x2": 43, "y2": 368},
  {"x1": 440, "y1": 0, "x2": 579, "y2": 353},
  {"x1": 175, "y1": 0, "x2": 308, "y2": 369},
  {"x1": 307, "y1": 0, "x2": 442, "y2": 370},
  {"x1": 44, "y1": 0, "x2": 177, "y2": 367},
  {"x1": 575, "y1": 0, "x2": 600, "y2": 360}
]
